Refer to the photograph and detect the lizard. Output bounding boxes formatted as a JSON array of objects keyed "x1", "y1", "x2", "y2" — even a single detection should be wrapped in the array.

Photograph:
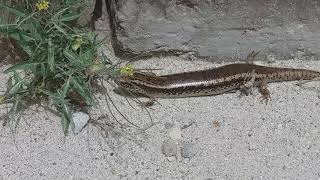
[{"x1": 114, "y1": 52, "x2": 320, "y2": 105}]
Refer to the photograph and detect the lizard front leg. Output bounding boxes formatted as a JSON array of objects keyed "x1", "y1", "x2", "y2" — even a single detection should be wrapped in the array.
[
  {"x1": 257, "y1": 80, "x2": 271, "y2": 103},
  {"x1": 245, "y1": 50, "x2": 261, "y2": 64},
  {"x1": 296, "y1": 77, "x2": 320, "y2": 86},
  {"x1": 239, "y1": 71, "x2": 271, "y2": 104},
  {"x1": 141, "y1": 97, "x2": 156, "y2": 107}
]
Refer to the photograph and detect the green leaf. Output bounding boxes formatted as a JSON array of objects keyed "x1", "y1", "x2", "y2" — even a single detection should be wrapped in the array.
[
  {"x1": 0, "y1": 15, "x2": 8, "y2": 26},
  {"x1": 50, "y1": 91, "x2": 72, "y2": 135},
  {"x1": 8, "y1": 32, "x2": 36, "y2": 56},
  {"x1": 20, "y1": 33, "x2": 35, "y2": 42},
  {"x1": 48, "y1": 37, "x2": 55, "y2": 72},
  {"x1": 6, "y1": 77, "x2": 13, "y2": 93},
  {"x1": 60, "y1": 102, "x2": 72, "y2": 135},
  {"x1": 16, "y1": 41, "x2": 33, "y2": 56},
  {"x1": 63, "y1": 48, "x2": 78, "y2": 62},
  {"x1": 52, "y1": 22, "x2": 67, "y2": 36},
  {"x1": 12, "y1": 97, "x2": 21, "y2": 116},
  {"x1": 8, "y1": 72, "x2": 26, "y2": 95},
  {"x1": 71, "y1": 35, "x2": 83, "y2": 51},
  {"x1": 53, "y1": 73, "x2": 63, "y2": 79},
  {"x1": 17, "y1": 12, "x2": 38, "y2": 27},
  {"x1": 30, "y1": 21, "x2": 42, "y2": 41},
  {"x1": 7, "y1": 30, "x2": 32, "y2": 41},
  {"x1": 40, "y1": 63, "x2": 48, "y2": 78},
  {"x1": 63, "y1": 0, "x2": 80, "y2": 5},
  {"x1": 62, "y1": 76, "x2": 71, "y2": 98},
  {"x1": 60, "y1": 12, "x2": 80, "y2": 22},
  {"x1": 0, "y1": 3, "x2": 27, "y2": 18},
  {"x1": 41, "y1": 89, "x2": 56, "y2": 98},
  {"x1": 80, "y1": 49, "x2": 94, "y2": 65},
  {"x1": 70, "y1": 77, "x2": 94, "y2": 105},
  {"x1": 53, "y1": 7, "x2": 69, "y2": 19},
  {"x1": 4, "y1": 62, "x2": 40, "y2": 73},
  {"x1": 8, "y1": 96, "x2": 22, "y2": 129}
]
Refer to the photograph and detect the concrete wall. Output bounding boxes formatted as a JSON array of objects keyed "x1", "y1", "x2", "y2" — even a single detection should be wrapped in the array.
[{"x1": 106, "y1": 0, "x2": 320, "y2": 61}]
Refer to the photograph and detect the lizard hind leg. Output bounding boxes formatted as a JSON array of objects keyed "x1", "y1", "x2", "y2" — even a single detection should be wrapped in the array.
[
  {"x1": 258, "y1": 80, "x2": 271, "y2": 104},
  {"x1": 296, "y1": 77, "x2": 320, "y2": 87}
]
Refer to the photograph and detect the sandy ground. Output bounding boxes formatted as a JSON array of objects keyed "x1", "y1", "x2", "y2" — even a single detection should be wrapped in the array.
[
  {"x1": 2, "y1": 3, "x2": 320, "y2": 179},
  {"x1": 1, "y1": 55, "x2": 320, "y2": 179}
]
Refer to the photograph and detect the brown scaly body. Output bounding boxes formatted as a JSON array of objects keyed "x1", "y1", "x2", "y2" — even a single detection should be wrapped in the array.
[{"x1": 115, "y1": 63, "x2": 320, "y2": 99}]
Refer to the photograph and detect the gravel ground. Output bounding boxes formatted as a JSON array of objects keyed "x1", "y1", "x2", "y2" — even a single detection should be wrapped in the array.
[{"x1": 1, "y1": 55, "x2": 320, "y2": 179}]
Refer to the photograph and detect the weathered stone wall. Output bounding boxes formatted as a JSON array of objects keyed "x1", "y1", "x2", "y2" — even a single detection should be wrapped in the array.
[{"x1": 107, "y1": 0, "x2": 320, "y2": 61}]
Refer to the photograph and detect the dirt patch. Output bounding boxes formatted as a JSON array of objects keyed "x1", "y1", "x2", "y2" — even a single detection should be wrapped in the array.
[{"x1": 0, "y1": 37, "x2": 25, "y2": 65}]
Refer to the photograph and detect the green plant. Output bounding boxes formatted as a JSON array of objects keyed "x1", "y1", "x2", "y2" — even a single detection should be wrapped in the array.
[{"x1": 0, "y1": 0, "x2": 111, "y2": 134}]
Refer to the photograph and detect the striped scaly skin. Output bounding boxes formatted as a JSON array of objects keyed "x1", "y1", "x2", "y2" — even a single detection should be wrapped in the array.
[{"x1": 114, "y1": 63, "x2": 320, "y2": 99}]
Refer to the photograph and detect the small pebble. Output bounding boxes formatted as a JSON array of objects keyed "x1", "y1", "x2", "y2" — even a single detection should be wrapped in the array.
[
  {"x1": 168, "y1": 126, "x2": 182, "y2": 140},
  {"x1": 164, "y1": 122, "x2": 174, "y2": 129},
  {"x1": 161, "y1": 139, "x2": 177, "y2": 157},
  {"x1": 72, "y1": 111, "x2": 90, "y2": 134},
  {"x1": 181, "y1": 142, "x2": 196, "y2": 158},
  {"x1": 167, "y1": 156, "x2": 176, "y2": 162}
]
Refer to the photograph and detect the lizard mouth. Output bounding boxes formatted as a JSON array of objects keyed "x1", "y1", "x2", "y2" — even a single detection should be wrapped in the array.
[{"x1": 113, "y1": 76, "x2": 132, "y2": 96}]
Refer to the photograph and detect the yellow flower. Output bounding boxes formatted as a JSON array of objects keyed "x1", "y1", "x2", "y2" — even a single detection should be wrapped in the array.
[
  {"x1": 71, "y1": 35, "x2": 83, "y2": 51},
  {"x1": 120, "y1": 64, "x2": 134, "y2": 76},
  {"x1": 36, "y1": 1, "x2": 49, "y2": 11},
  {"x1": 0, "y1": 96, "x2": 5, "y2": 104}
]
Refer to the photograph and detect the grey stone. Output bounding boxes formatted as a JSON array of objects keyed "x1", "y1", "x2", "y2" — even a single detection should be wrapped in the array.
[
  {"x1": 106, "y1": 0, "x2": 320, "y2": 61},
  {"x1": 161, "y1": 139, "x2": 177, "y2": 157},
  {"x1": 167, "y1": 156, "x2": 176, "y2": 162},
  {"x1": 181, "y1": 142, "x2": 196, "y2": 158},
  {"x1": 164, "y1": 122, "x2": 174, "y2": 129}
]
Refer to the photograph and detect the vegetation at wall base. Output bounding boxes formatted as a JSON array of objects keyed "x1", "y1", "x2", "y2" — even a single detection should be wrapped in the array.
[{"x1": 0, "y1": 0, "x2": 113, "y2": 134}]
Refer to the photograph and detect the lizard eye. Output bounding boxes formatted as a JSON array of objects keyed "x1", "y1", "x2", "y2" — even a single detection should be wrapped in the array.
[{"x1": 123, "y1": 82, "x2": 133, "y2": 89}]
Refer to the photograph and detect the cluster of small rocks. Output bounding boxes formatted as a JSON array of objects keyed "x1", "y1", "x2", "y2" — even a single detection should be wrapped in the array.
[
  {"x1": 161, "y1": 123, "x2": 196, "y2": 161},
  {"x1": 71, "y1": 111, "x2": 197, "y2": 161}
]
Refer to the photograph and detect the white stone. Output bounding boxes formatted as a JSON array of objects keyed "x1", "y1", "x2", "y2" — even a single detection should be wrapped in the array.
[
  {"x1": 72, "y1": 112, "x2": 90, "y2": 134},
  {"x1": 168, "y1": 126, "x2": 182, "y2": 140}
]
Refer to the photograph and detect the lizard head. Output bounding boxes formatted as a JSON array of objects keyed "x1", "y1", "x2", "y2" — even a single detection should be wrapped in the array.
[{"x1": 114, "y1": 74, "x2": 149, "y2": 96}]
